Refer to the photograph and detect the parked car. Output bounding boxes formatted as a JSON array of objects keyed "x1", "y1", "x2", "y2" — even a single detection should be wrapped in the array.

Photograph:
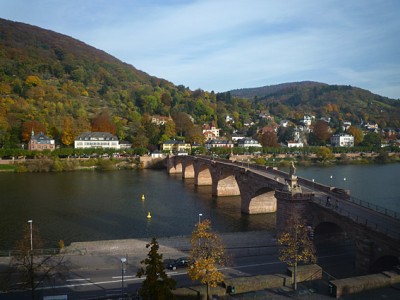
[{"x1": 168, "y1": 257, "x2": 190, "y2": 270}]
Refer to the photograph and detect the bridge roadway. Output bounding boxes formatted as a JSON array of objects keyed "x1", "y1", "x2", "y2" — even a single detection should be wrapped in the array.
[{"x1": 216, "y1": 157, "x2": 400, "y2": 240}]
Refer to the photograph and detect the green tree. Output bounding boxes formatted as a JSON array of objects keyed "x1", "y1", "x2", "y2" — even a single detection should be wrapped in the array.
[
  {"x1": 316, "y1": 146, "x2": 334, "y2": 161},
  {"x1": 188, "y1": 219, "x2": 227, "y2": 299},
  {"x1": 136, "y1": 237, "x2": 176, "y2": 300},
  {"x1": 278, "y1": 215, "x2": 316, "y2": 291},
  {"x1": 361, "y1": 132, "x2": 382, "y2": 147}
]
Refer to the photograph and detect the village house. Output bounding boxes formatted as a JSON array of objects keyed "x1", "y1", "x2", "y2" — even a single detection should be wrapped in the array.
[
  {"x1": 330, "y1": 134, "x2": 354, "y2": 147},
  {"x1": 237, "y1": 137, "x2": 262, "y2": 148},
  {"x1": 151, "y1": 115, "x2": 173, "y2": 126},
  {"x1": 202, "y1": 123, "x2": 220, "y2": 141},
  {"x1": 28, "y1": 130, "x2": 55, "y2": 151},
  {"x1": 161, "y1": 139, "x2": 191, "y2": 154},
  {"x1": 74, "y1": 132, "x2": 120, "y2": 149},
  {"x1": 205, "y1": 139, "x2": 234, "y2": 150}
]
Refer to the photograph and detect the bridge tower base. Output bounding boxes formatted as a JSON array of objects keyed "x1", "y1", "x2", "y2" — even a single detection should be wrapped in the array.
[{"x1": 275, "y1": 175, "x2": 313, "y2": 235}]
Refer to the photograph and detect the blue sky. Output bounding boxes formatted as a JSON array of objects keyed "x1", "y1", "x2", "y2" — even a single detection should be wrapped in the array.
[{"x1": 1, "y1": 0, "x2": 400, "y2": 99}]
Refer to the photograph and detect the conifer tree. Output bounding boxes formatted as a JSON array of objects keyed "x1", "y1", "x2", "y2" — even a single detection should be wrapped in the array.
[{"x1": 137, "y1": 237, "x2": 176, "y2": 300}]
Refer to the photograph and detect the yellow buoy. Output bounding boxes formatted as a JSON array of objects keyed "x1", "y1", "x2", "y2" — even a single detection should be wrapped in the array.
[
  {"x1": 141, "y1": 194, "x2": 145, "y2": 201},
  {"x1": 147, "y1": 211, "x2": 151, "y2": 219}
]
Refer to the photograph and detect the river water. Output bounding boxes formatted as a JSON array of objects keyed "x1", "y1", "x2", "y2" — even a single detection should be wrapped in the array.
[{"x1": 0, "y1": 163, "x2": 399, "y2": 250}]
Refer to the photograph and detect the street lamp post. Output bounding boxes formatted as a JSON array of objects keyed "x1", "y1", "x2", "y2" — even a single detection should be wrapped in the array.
[
  {"x1": 312, "y1": 179, "x2": 315, "y2": 190},
  {"x1": 28, "y1": 220, "x2": 33, "y2": 251},
  {"x1": 120, "y1": 257, "x2": 127, "y2": 297},
  {"x1": 330, "y1": 175, "x2": 333, "y2": 187},
  {"x1": 343, "y1": 177, "x2": 347, "y2": 191},
  {"x1": 198, "y1": 213, "x2": 203, "y2": 247},
  {"x1": 27, "y1": 220, "x2": 34, "y2": 300}
]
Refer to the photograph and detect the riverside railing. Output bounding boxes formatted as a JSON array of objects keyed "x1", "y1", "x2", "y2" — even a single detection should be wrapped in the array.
[
  {"x1": 346, "y1": 195, "x2": 399, "y2": 220},
  {"x1": 312, "y1": 196, "x2": 400, "y2": 240}
]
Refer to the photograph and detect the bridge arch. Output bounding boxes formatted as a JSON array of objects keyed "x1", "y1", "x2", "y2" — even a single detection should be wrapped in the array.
[
  {"x1": 370, "y1": 255, "x2": 400, "y2": 273},
  {"x1": 214, "y1": 171, "x2": 240, "y2": 197},
  {"x1": 243, "y1": 186, "x2": 276, "y2": 214},
  {"x1": 195, "y1": 164, "x2": 212, "y2": 186},
  {"x1": 182, "y1": 160, "x2": 194, "y2": 179},
  {"x1": 314, "y1": 221, "x2": 346, "y2": 242}
]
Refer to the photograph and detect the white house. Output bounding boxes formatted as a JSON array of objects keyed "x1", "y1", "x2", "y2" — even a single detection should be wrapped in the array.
[
  {"x1": 330, "y1": 134, "x2": 354, "y2": 147},
  {"x1": 202, "y1": 123, "x2": 220, "y2": 140},
  {"x1": 237, "y1": 138, "x2": 262, "y2": 148},
  {"x1": 205, "y1": 139, "x2": 234, "y2": 150},
  {"x1": 74, "y1": 132, "x2": 120, "y2": 149},
  {"x1": 287, "y1": 141, "x2": 304, "y2": 148}
]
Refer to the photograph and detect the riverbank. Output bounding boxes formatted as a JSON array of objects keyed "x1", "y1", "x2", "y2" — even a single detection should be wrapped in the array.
[
  {"x1": 0, "y1": 152, "x2": 399, "y2": 172},
  {"x1": 62, "y1": 230, "x2": 277, "y2": 261}
]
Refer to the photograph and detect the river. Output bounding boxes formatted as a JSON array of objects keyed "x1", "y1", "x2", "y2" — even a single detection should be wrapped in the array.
[{"x1": 0, "y1": 163, "x2": 399, "y2": 250}]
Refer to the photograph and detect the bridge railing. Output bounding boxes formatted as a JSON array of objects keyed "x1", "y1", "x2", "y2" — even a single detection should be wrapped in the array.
[
  {"x1": 312, "y1": 196, "x2": 400, "y2": 240},
  {"x1": 346, "y1": 195, "x2": 399, "y2": 220}
]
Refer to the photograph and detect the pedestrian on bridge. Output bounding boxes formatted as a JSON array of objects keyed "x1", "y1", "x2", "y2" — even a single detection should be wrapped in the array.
[
  {"x1": 326, "y1": 196, "x2": 331, "y2": 207},
  {"x1": 335, "y1": 198, "x2": 339, "y2": 209}
]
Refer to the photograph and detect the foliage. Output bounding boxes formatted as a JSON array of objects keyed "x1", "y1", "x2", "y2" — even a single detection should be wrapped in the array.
[
  {"x1": 188, "y1": 219, "x2": 227, "y2": 298},
  {"x1": 278, "y1": 215, "x2": 316, "y2": 290},
  {"x1": 361, "y1": 132, "x2": 382, "y2": 147},
  {"x1": 315, "y1": 146, "x2": 334, "y2": 161},
  {"x1": 136, "y1": 237, "x2": 176, "y2": 300},
  {"x1": 260, "y1": 131, "x2": 279, "y2": 147},
  {"x1": 0, "y1": 19, "x2": 399, "y2": 152},
  {"x1": 347, "y1": 126, "x2": 363, "y2": 145}
]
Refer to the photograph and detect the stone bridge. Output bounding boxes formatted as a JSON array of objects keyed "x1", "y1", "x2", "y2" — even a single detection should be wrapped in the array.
[{"x1": 166, "y1": 155, "x2": 400, "y2": 274}]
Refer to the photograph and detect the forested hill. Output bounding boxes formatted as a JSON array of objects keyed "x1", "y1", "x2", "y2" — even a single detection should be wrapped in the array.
[
  {"x1": 229, "y1": 81, "x2": 400, "y2": 128},
  {"x1": 0, "y1": 18, "x2": 220, "y2": 149},
  {"x1": 0, "y1": 17, "x2": 399, "y2": 151}
]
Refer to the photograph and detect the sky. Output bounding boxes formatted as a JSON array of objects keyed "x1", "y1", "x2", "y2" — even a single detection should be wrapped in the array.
[{"x1": 1, "y1": 0, "x2": 400, "y2": 99}]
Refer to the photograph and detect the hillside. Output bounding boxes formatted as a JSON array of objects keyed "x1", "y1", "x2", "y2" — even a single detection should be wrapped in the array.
[
  {"x1": 0, "y1": 18, "x2": 219, "y2": 148},
  {"x1": 230, "y1": 82, "x2": 400, "y2": 128},
  {"x1": 0, "y1": 18, "x2": 398, "y2": 151}
]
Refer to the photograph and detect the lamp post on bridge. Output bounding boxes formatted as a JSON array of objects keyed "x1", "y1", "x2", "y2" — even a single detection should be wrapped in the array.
[
  {"x1": 198, "y1": 213, "x2": 203, "y2": 247},
  {"x1": 343, "y1": 177, "x2": 347, "y2": 191},
  {"x1": 330, "y1": 175, "x2": 333, "y2": 187},
  {"x1": 120, "y1": 257, "x2": 127, "y2": 297}
]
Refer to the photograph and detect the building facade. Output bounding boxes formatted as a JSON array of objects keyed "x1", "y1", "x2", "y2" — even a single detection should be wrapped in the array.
[
  {"x1": 28, "y1": 130, "x2": 55, "y2": 151},
  {"x1": 162, "y1": 140, "x2": 191, "y2": 154},
  {"x1": 330, "y1": 134, "x2": 354, "y2": 147},
  {"x1": 74, "y1": 132, "x2": 120, "y2": 149},
  {"x1": 237, "y1": 138, "x2": 262, "y2": 148}
]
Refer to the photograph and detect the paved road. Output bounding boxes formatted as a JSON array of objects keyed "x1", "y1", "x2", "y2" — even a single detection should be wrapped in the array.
[{"x1": 0, "y1": 231, "x2": 355, "y2": 299}]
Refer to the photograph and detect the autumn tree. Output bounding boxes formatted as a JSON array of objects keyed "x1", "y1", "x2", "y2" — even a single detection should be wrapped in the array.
[
  {"x1": 316, "y1": 146, "x2": 334, "y2": 161},
  {"x1": 90, "y1": 112, "x2": 116, "y2": 134},
  {"x1": 278, "y1": 215, "x2": 316, "y2": 291},
  {"x1": 1, "y1": 223, "x2": 67, "y2": 299},
  {"x1": 61, "y1": 117, "x2": 75, "y2": 146},
  {"x1": 188, "y1": 219, "x2": 227, "y2": 299},
  {"x1": 310, "y1": 120, "x2": 331, "y2": 145},
  {"x1": 347, "y1": 125, "x2": 363, "y2": 145},
  {"x1": 21, "y1": 121, "x2": 46, "y2": 143},
  {"x1": 260, "y1": 131, "x2": 279, "y2": 147},
  {"x1": 136, "y1": 237, "x2": 176, "y2": 300}
]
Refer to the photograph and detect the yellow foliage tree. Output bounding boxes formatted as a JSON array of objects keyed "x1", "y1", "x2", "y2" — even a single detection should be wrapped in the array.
[
  {"x1": 25, "y1": 75, "x2": 42, "y2": 87},
  {"x1": 61, "y1": 117, "x2": 75, "y2": 146},
  {"x1": 188, "y1": 219, "x2": 227, "y2": 299},
  {"x1": 278, "y1": 215, "x2": 316, "y2": 291}
]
